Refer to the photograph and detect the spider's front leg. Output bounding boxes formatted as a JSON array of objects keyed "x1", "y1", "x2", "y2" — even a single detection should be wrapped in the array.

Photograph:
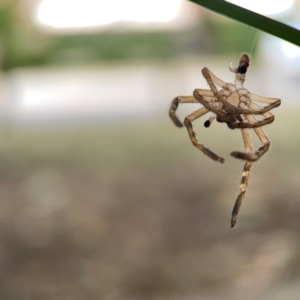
[
  {"x1": 201, "y1": 67, "x2": 238, "y2": 113},
  {"x1": 184, "y1": 107, "x2": 224, "y2": 163},
  {"x1": 169, "y1": 96, "x2": 199, "y2": 127},
  {"x1": 169, "y1": 93, "x2": 224, "y2": 163},
  {"x1": 169, "y1": 89, "x2": 215, "y2": 127}
]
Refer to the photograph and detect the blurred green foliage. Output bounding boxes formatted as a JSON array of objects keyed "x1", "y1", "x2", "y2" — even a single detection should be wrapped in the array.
[{"x1": 0, "y1": 1, "x2": 257, "y2": 71}]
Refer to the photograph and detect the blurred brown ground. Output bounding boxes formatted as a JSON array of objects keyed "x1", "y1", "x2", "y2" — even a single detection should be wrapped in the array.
[{"x1": 0, "y1": 105, "x2": 298, "y2": 299}]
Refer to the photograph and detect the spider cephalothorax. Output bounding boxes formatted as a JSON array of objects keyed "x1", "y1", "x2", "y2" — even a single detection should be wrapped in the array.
[{"x1": 169, "y1": 53, "x2": 281, "y2": 228}]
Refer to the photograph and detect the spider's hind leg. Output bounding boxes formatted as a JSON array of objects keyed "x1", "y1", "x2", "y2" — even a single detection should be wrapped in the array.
[
  {"x1": 231, "y1": 128, "x2": 254, "y2": 227},
  {"x1": 231, "y1": 161, "x2": 252, "y2": 228},
  {"x1": 231, "y1": 115, "x2": 271, "y2": 162}
]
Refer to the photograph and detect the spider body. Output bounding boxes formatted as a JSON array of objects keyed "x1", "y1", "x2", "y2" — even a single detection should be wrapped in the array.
[{"x1": 169, "y1": 54, "x2": 281, "y2": 228}]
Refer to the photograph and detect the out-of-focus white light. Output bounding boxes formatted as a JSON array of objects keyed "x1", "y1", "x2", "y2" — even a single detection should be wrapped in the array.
[
  {"x1": 226, "y1": 0, "x2": 293, "y2": 15},
  {"x1": 37, "y1": 0, "x2": 182, "y2": 28},
  {"x1": 282, "y1": 41, "x2": 300, "y2": 58}
]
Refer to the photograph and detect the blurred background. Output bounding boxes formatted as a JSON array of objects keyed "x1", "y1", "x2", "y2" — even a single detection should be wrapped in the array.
[{"x1": 0, "y1": 0, "x2": 300, "y2": 299}]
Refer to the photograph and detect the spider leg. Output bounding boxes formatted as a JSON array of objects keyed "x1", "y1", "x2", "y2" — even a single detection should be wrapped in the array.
[
  {"x1": 248, "y1": 102, "x2": 275, "y2": 115},
  {"x1": 194, "y1": 89, "x2": 214, "y2": 96},
  {"x1": 231, "y1": 127, "x2": 254, "y2": 227},
  {"x1": 227, "y1": 94, "x2": 281, "y2": 116},
  {"x1": 194, "y1": 89, "x2": 234, "y2": 124},
  {"x1": 231, "y1": 114, "x2": 270, "y2": 162},
  {"x1": 249, "y1": 93, "x2": 281, "y2": 105},
  {"x1": 194, "y1": 90, "x2": 216, "y2": 105},
  {"x1": 201, "y1": 67, "x2": 227, "y2": 90},
  {"x1": 231, "y1": 161, "x2": 253, "y2": 228},
  {"x1": 201, "y1": 68, "x2": 237, "y2": 112},
  {"x1": 230, "y1": 102, "x2": 280, "y2": 116},
  {"x1": 169, "y1": 96, "x2": 199, "y2": 127},
  {"x1": 169, "y1": 90, "x2": 215, "y2": 127},
  {"x1": 184, "y1": 107, "x2": 224, "y2": 163},
  {"x1": 231, "y1": 119, "x2": 272, "y2": 227},
  {"x1": 228, "y1": 117, "x2": 274, "y2": 129},
  {"x1": 228, "y1": 102, "x2": 275, "y2": 129}
]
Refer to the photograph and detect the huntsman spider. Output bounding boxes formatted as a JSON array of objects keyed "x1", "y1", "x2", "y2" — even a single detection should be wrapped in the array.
[{"x1": 169, "y1": 53, "x2": 281, "y2": 227}]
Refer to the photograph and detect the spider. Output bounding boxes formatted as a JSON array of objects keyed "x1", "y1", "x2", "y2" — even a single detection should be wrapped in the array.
[{"x1": 169, "y1": 53, "x2": 281, "y2": 228}]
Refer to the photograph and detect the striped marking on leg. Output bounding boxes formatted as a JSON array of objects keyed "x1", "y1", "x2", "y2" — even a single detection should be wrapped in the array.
[{"x1": 231, "y1": 161, "x2": 252, "y2": 228}]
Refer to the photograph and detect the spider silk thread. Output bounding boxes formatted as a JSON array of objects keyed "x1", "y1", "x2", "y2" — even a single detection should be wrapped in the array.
[{"x1": 249, "y1": 30, "x2": 259, "y2": 56}]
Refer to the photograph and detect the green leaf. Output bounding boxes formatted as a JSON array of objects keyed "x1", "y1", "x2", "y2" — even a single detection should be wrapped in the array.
[{"x1": 188, "y1": 0, "x2": 300, "y2": 46}]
